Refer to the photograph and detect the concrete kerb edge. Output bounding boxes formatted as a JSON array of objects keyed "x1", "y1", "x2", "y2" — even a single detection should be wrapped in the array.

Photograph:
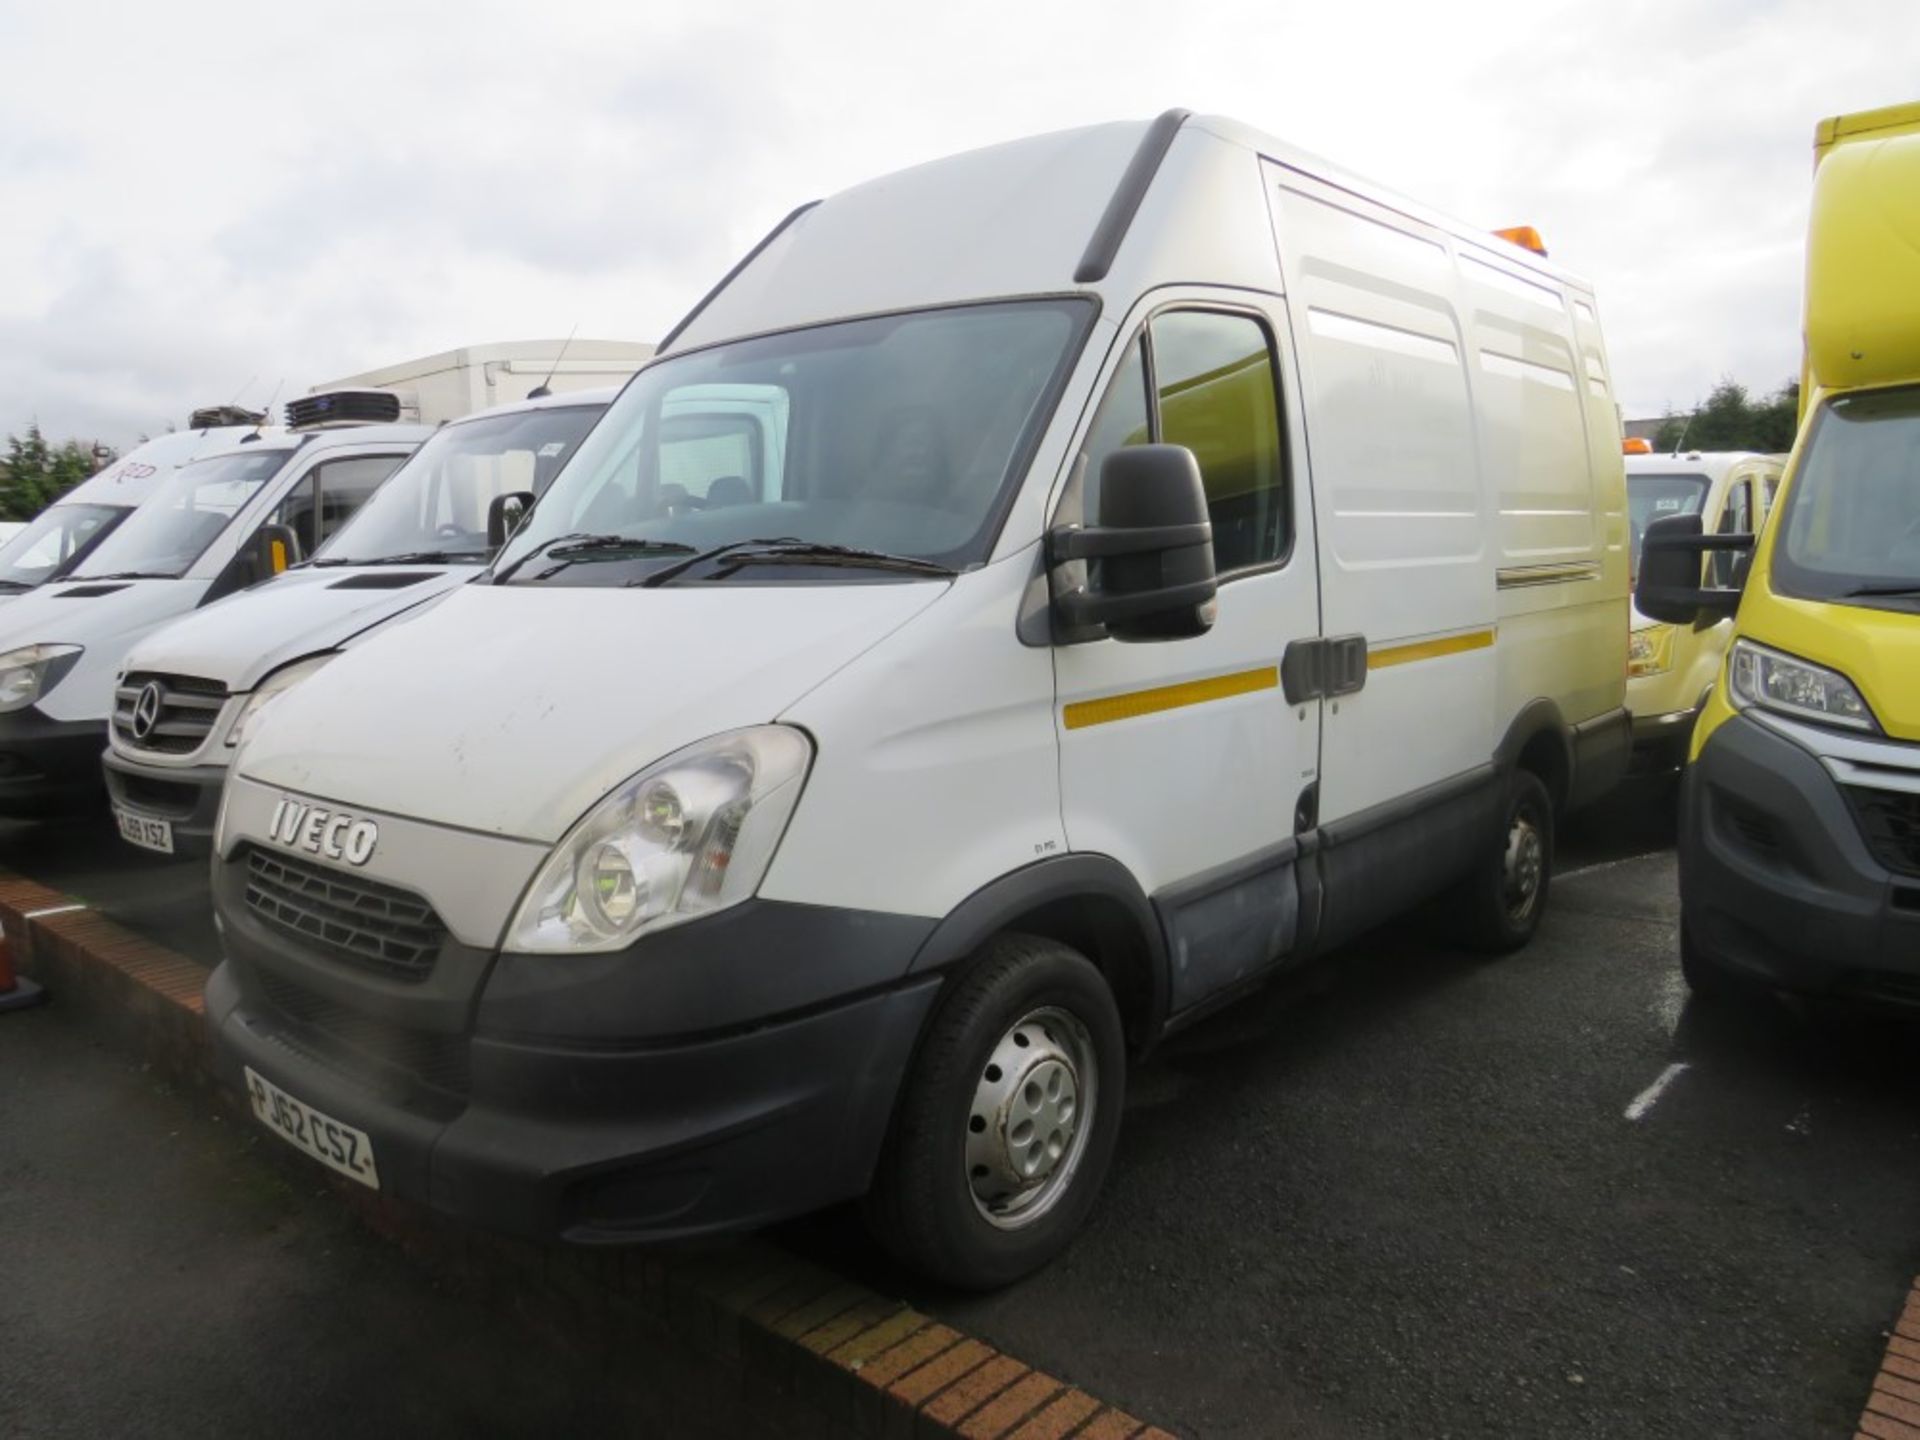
[{"x1": 0, "y1": 866, "x2": 1173, "y2": 1440}]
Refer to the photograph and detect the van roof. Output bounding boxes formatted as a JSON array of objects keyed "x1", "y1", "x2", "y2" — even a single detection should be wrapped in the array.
[
  {"x1": 443, "y1": 386, "x2": 622, "y2": 428},
  {"x1": 666, "y1": 110, "x2": 1595, "y2": 354},
  {"x1": 1624, "y1": 452, "x2": 1777, "y2": 482}
]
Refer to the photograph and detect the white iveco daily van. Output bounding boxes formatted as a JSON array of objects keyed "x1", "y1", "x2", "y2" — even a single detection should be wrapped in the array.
[
  {"x1": 103, "y1": 389, "x2": 618, "y2": 856},
  {"x1": 208, "y1": 111, "x2": 1629, "y2": 1287},
  {"x1": 0, "y1": 408, "x2": 427, "y2": 816}
]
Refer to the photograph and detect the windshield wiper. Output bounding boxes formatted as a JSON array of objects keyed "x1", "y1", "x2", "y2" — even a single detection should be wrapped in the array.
[
  {"x1": 0, "y1": 578, "x2": 32, "y2": 592},
  {"x1": 77, "y1": 570, "x2": 175, "y2": 581},
  {"x1": 1842, "y1": 582, "x2": 1920, "y2": 599},
  {"x1": 633, "y1": 539, "x2": 958, "y2": 587},
  {"x1": 492, "y1": 533, "x2": 696, "y2": 584},
  {"x1": 312, "y1": 550, "x2": 488, "y2": 568}
]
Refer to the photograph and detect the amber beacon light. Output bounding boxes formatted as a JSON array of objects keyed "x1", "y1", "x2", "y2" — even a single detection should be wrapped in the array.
[{"x1": 1493, "y1": 225, "x2": 1549, "y2": 256}]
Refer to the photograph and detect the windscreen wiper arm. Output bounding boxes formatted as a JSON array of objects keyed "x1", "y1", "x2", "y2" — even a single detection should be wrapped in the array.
[
  {"x1": 492, "y1": 533, "x2": 695, "y2": 584},
  {"x1": 1841, "y1": 582, "x2": 1920, "y2": 598},
  {"x1": 78, "y1": 570, "x2": 175, "y2": 581},
  {"x1": 710, "y1": 541, "x2": 959, "y2": 579}
]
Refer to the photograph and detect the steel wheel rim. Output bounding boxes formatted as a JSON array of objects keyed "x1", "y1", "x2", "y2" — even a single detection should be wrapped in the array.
[
  {"x1": 1503, "y1": 809, "x2": 1545, "y2": 923},
  {"x1": 964, "y1": 1005, "x2": 1097, "y2": 1230}
]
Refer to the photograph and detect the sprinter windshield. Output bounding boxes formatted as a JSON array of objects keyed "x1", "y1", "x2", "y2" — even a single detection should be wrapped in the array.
[
  {"x1": 1627, "y1": 473, "x2": 1709, "y2": 572},
  {"x1": 71, "y1": 448, "x2": 290, "y2": 580},
  {"x1": 0, "y1": 503, "x2": 126, "y2": 590},
  {"x1": 1773, "y1": 387, "x2": 1920, "y2": 608},
  {"x1": 492, "y1": 299, "x2": 1092, "y2": 584},
  {"x1": 315, "y1": 404, "x2": 604, "y2": 565}
]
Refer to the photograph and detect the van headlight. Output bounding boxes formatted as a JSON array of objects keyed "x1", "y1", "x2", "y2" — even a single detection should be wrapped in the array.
[
  {"x1": 505, "y1": 726, "x2": 812, "y2": 954},
  {"x1": 1727, "y1": 638, "x2": 1877, "y2": 732},
  {"x1": 0, "y1": 644, "x2": 82, "y2": 712},
  {"x1": 226, "y1": 653, "x2": 339, "y2": 748},
  {"x1": 1627, "y1": 625, "x2": 1675, "y2": 677}
]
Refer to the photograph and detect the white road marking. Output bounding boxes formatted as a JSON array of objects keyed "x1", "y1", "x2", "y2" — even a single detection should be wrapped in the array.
[
  {"x1": 21, "y1": 902, "x2": 88, "y2": 918},
  {"x1": 1624, "y1": 1062, "x2": 1690, "y2": 1122},
  {"x1": 1556, "y1": 850, "x2": 1666, "y2": 882}
]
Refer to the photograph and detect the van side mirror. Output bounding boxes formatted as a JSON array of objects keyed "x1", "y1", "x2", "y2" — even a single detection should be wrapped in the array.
[
  {"x1": 252, "y1": 523, "x2": 300, "y2": 581},
  {"x1": 487, "y1": 491, "x2": 536, "y2": 548},
  {"x1": 1635, "y1": 513, "x2": 1748, "y2": 625},
  {"x1": 1047, "y1": 445, "x2": 1218, "y2": 642}
]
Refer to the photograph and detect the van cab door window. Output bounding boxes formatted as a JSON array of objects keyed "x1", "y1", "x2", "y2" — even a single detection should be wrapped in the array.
[
  {"x1": 271, "y1": 476, "x2": 318, "y2": 559},
  {"x1": 1713, "y1": 477, "x2": 1753, "y2": 586},
  {"x1": 1075, "y1": 311, "x2": 1290, "y2": 577}
]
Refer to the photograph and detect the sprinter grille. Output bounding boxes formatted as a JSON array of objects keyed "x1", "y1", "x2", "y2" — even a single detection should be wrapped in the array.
[
  {"x1": 244, "y1": 847, "x2": 447, "y2": 980},
  {"x1": 112, "y1": 673, "x2": 228, "y2": 754},
  {"x1": 1843, "y1": 786, "x2": 1920, "y2": 878},
  {"x1": 253, "y1": 969, "x2": 470, "y2": 1097}
]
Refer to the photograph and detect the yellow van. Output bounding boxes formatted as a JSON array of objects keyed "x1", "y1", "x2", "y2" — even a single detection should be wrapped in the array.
[
  {"x1": 1637, "y1": 100, "x2": 1920, "y2": 1005},
  {"x1": 1626, "y1": 451, "x2": 1782, "y2": 770}
]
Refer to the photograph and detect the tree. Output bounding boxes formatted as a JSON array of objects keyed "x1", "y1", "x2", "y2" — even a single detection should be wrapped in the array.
[
  {"x1": 1653, "y1": 378, "x2": 1799, "y2": 455},
  {"x1": 0, "y1": 426, "x2": 114, "y2": 521}
]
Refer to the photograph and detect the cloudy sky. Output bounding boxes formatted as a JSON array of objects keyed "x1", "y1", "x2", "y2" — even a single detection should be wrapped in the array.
[{"x1": 2, "y1": 0, "x2": 1912, "y2": 449}]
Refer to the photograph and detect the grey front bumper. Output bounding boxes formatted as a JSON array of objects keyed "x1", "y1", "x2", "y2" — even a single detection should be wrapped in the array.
[{"x1": 102, "y1": 748, "x2": 228, "y2": 856}]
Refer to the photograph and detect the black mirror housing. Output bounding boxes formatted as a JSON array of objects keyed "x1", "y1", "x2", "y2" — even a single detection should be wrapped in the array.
[
  {"x1": 1635, "y1": 512, "x2": 1748, "y2": 625},
  {"x1": 1047, "y1": 445, "x2": 1218, "y2": 642},
  {"x1": 487, "y1": 491, "x2": 536, "y2": 549}
]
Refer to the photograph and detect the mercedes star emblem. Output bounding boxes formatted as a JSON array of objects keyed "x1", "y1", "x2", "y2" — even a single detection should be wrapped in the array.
[{"x1": 130, "y1": 682, "x2": 164, "y2": 742}]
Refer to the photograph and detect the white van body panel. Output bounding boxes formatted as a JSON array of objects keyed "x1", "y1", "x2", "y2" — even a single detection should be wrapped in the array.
[
  {"x1": 0, "y1": 425, "x2": 427, "y2": 726},
  {"x1": 312, "y1": 340, "x2": 653, "y2": 424},
  {"x1": 232, "y1": 581, "x2": 946, "y2": 843}
]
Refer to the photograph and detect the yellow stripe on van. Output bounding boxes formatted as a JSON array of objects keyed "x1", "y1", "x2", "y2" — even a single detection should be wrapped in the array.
[
  {"x1": 1062, "y1": 666, "x2": 1278, "y2": 730},
  {"x1": 1368, "y1": 628, "x2": 1496, "y2": 670}
]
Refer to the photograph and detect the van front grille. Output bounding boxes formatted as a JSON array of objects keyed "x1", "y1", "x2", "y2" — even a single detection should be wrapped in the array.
[
  {"x1": 112, "y1": 673, "x2": 228, "y2": 754},
  {"x1": 1843, "y1": 786, "x2": 1920, "y2": 878},
  {"x1": 244, "y1": 847, "x2": 446, "y2": 980}
]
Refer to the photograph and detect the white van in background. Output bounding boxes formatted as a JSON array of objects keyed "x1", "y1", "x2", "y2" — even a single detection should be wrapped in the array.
[
  {"x1": 1625, "y1": 450, "x2": 1783, "y2": 768},
  {"x1": 307, "y1": 339, "x2": 655, "y2": 426},
  {"x1": 0, "y1": 405, "x2": 429, "y2": 817},
  {"x1": 103, "y1": 388, "x2": 619, "y2": 857},
  {"x1": 208, "y1": 111, "x2": 1628, "y2": 1287},
  {"x1": 0, "y1": 427, "x2": 261, "y2": 602}
]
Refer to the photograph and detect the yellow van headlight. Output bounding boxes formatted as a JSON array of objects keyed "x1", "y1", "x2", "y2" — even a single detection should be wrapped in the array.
[
  {"x1": 1727, "y1": 638, "x2": 1877, "y2": 732},
  {"x1": 1627, "y1": 625, "x2": 1675, "y2": 677}
]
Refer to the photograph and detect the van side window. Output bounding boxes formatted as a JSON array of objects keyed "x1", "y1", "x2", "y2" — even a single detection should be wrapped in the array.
[
  {"x1": 314, "y1": 456, "x2": 406, "y2": 544},
  {"x1": 1077, "y1": 313, "x2": 1290, "y2": 577}
]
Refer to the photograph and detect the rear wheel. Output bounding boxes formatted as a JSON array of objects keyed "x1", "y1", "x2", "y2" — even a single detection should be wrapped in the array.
[
  {"x1": 1449, "y1": 768, "x2": 1555, "y2": 954},
  {"x1": 864, "y1": 934, "x2": 1125, "y2": 1290}
]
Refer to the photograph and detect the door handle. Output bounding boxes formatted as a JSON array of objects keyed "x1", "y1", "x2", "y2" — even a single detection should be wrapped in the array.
[{"x1": 1280, "y1": 634, "x2": 1368, "y2": 704}]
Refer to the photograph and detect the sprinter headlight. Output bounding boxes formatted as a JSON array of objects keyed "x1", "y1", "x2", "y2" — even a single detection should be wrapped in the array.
[
  {"x1": 0, "y1": 644, "x2": 82, "y2": 712},
  {"x1": 1727, "y1": 638, "x2": 1876, "y2": 732},
  {"x1": 226, "y1": 654, "x2": 339, "y2": 748},
  {"x1": 506, "y1": 726, "x2": 812, "y2": 954},
  {"x1": 1627, "y1": 626, "x2": 1675, "y2": 678}
]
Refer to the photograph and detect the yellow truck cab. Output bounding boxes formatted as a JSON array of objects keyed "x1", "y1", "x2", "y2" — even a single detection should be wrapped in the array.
[
  {"x1": 1637, "y1": 100, "x2": 1920, "y2": 1006},
  {"x1": 1626, "y1": 449, "x2": 1783, "y2": 770}
]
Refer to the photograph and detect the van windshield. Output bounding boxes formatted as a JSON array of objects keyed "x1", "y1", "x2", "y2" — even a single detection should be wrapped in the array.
[
  {"x1": 1773, "y1": 387, "x2": 1920, "y2": 608},
  {"x1": 314, "y1": 404, "x2": 605, "y2": 565},
  {"x1": 0, "y1": 503, "x2": 127, "y2": 590},
  {"x1": 491, "y1": 299, "x2": 1093, "y2": 585},
  {"x1": 1627, "y1": 472, "x2": 1709, "y2": 573},
  {"x1": 71, "y1": 447, "x2": 291, "y2": 580}
]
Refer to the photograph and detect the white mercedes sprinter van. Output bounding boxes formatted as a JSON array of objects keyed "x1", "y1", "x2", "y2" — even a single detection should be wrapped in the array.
[
  {"x1": 207, "y1": 112, "x2": 1629, "y2": 1287},
  {"x1": 0, "y1": 410, "x2": 427, "y2": 817},
  {"x1": 0, "y1": 427, "x2": 258, "y2": 602},
  {"x1": 103, "y1": 388, "x2": 618, "y2": 856}
]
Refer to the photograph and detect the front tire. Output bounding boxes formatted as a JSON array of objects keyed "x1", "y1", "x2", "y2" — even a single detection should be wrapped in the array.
[
  {"x1": 864, "y1": 934, "x2": 1126, "y2": 1290},
  {"x1": 1449, "y1": 768, "x2": 1555, "y2": 954}
]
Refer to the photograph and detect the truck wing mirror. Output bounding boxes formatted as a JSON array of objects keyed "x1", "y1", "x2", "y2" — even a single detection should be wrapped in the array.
[
  {"x1": 1635, "y1": 512, "x2": 1748, "y2": 625},
  {"x1": 1046, "y1": 445, "x2": 1217, "y2": 642},
  {"x1": 252, "y1": 523, "x2": 301, "y2": 581},
  {"x1": 487, "y1": 491, "x2": 536, "y2": 548}
]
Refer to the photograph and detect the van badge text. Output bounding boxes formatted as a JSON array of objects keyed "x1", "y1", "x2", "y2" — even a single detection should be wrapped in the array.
[{"x1": 268, "y1": 797, "x2": 378, "y2": 867}]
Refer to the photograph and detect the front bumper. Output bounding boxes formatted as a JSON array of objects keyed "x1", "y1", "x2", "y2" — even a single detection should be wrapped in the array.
[
  {"x1": 1680, "y1": 712, "x2": 1920, "y2": 1008},
  {"x1": 0, "y1": 708, "x2": 108, "y2": 816},
  {"x1": 102, "y1": 748, "x2": 227, "y2": 856},
  {"x1": 207, "y1": 854, "x2": 943, "y2": 1242}
]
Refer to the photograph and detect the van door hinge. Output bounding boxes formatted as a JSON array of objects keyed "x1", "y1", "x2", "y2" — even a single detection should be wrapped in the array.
[{"x1": 1280, "y1": 635, "x2": 1368, "y2": 704}]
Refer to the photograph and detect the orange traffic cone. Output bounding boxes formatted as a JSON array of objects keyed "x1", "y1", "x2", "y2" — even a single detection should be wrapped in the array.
[{"x1": 0, "y1": 922, "x2": 44, "y2": 1013}]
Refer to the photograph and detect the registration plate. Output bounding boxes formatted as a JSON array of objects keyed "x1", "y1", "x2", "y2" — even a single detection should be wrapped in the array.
[
  {"x1": 114, "y1": 806, "x2": 174, "y2": 854},
  {"x1": 244, "y1": 1066, "x2": 380, "y2": 1189}
]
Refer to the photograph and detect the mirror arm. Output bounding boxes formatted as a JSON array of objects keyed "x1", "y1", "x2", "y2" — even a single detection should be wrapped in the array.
[
  {"x1": 1047, "y1": 521, "x2": 1214, "y2": 564},
  {"x1": 1056, "y1": 578, "x2": 1219, "y2": 628}
]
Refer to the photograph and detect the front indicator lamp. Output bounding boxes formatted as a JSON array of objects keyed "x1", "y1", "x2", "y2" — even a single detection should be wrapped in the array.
[
  {"x1": 506, "y1": 726, "x2": 812, "y2": 954},
  {"x1": 1627, "y1": 625, "x2": 1675, "y2": 678}
]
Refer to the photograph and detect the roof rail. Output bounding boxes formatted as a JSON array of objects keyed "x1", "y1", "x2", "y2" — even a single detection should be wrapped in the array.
[
  {"x1": 657, "y1": 201, "x2": 821, "y2": 354},
  {"x1": 1073, "y1": 109, "x2": 1191, "y2": 284}
]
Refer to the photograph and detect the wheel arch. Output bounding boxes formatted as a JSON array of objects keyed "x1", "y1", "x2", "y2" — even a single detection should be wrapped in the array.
[{"x1": 1496, "y1": 698, "x2": 1573, "y2": 813}]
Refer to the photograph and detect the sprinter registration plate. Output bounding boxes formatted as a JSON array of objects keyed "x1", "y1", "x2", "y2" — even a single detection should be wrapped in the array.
[
  {"x1": 244, "y1": 1067, "x2": 379, "y2": 1189},
  {"x1": 114, "y1": 807, "x2": 173, "y2": 854}
]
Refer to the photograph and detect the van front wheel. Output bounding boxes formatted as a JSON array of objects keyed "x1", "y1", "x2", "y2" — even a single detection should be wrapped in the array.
[
  {"x1": 864, "y1": 934, "x2": 1125, "y2": 1290},
  {"x1": 1450, "y1": 769, "x2": 1554, "y2": 954}
]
